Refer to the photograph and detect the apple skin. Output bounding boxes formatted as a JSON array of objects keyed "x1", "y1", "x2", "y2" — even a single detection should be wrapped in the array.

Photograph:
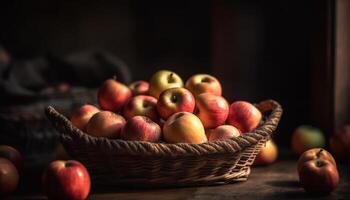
[
  {"x1": 0, "y1": 158, "x2": 19, "y2": 196},
  {"x1": 330, "y1": 125, "x2": 350, "y2": 161},
  {"x1": 98, "y1": 78, "x2": 132, "y2": 112},
  {"x1": 299, "y1": 159, "x2": 339, "y2": 195},
  {"x1": 195, "y1": 93, "x2": 229, "y2": 129},
  {"x1": 157, "y1": 87, "x2": 195, "y2": 120},
  {"x1": 291, "y1": 125, "x2": 326, "y2": 156},
  {"x1": 206, "y1": 125, "x2": 240, "y2": 142},
  {"x1": 226, "y1": 101, "x2": 262, "y2": 133},
  {"x1": 42, "y1": 160, "x2": 90, "y2": 200},
  {"x1": 253, "y1": 140, "x2": 278, "y2": 166},
  {"x1": 0, "y1": 145, "x2": 23, "y2": 171},
  {"x1": 70, "y1": 104, "x2": 100, "y2": 131},
  {"x1": 297, "y1": 148, "x2": 336, "y2": 173},
  {"x1": 185, "y1": 74, "x2": 222, "y2": 96},
  {"x1": 86, "y1": 111, "x2": 126, "y2": 139},
  {"x1": 148, "y1": 70, "x2": 184, "y2": 99},
  {"x1": 163, "y1": 112, "x2": 207, "y2": 144},
  {"x1": 129, "y1": 80, "x2": 150, "y2": 96},
  {"x1": 123, "y1": 95, "x2": 159, "y2": 122},
  {"x1": 120, "y1": 116, "x2": 162, "y2": 142}
]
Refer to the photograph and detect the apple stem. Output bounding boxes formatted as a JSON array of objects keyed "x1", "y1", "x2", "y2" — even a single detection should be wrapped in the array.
[
  {"x1": 168, "y1": 73, "x2": 174, "y2": 83},
  {"x1": 316, "y1": 149, "x2": 323, "y2": 157}
]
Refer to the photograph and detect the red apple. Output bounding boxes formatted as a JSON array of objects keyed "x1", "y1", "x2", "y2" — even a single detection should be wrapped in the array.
[
  {"x1": 123, "y1": 95, "x2": 159, "y2": 122},
  {"x1": 98, "y1": 78, "x2": 132, "y2": 112},
  {"x1": 149, "y1": 70, "x2": 184, "y2": 99},
  {"x1": 330, "y1": 125, "x2": 350, "y2": 161},
  {"x1": 70, "y1": 104, "x2": 100, "y2": 131},
  {"x1": 253, "y1": 140, "x2": 278, "y2": 166},
  {"x1": 226, "y1": 101, "x2": 262, "y2": 133},
  {"x1": 42, "y1": 160, "x2": 90, "y2": 200},
  {"x1": 185, "y1": 74, "x2": 222, "y2": 96},
  {"x1": 0, "y1": 145, "x2": 23, "y2": 171},
  {"x1": 120, "y1": 116, "x2": 161, "y2": 142},
  {"x1": 163, "y1": 112, "x2": 207, "y2": 144},
  {"x1": 157, "y1": 87, "x2": 195, "y2": 120},
  {"x1": 195, "y1": 93, "x2": 229, "y2": 129},
  {"x1": 129, "y1": 80, "x2": 149, "y2": 96},
  {"x1": 297, "y1": 148, "x2": 336, "y2": 173},
  {"x1": 0, "y1": 158, "x2": 19, "y2": 196},
  {"x1": 206, "y1": 125, "x2": 240, "y2": 141},
  {"x1": 299, "y1": 159, "x2": 339, "y2": 195},
  {"x1": 86, "y1": 111, "x2": 126, "y2": 138}
]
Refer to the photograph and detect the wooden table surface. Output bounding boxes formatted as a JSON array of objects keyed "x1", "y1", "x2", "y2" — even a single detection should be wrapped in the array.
[{"x1": 8, "y1": 160, "x2": 350, "y2": 200}]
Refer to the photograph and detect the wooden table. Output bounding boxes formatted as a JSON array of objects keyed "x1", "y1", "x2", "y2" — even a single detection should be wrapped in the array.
[{"x1": 9, "y1": 160, "x2": 350, "y2": 200}]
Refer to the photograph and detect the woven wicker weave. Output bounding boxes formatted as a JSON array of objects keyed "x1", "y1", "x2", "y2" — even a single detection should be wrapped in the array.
[{"x1": 45, "y1": 99, "x2": 282, "y2": 187}]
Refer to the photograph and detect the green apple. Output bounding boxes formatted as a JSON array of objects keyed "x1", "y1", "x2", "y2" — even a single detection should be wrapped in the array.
[
  {"x1": 291, "y1": 125, "x2": 326, "y2": 155},
  {"x1": 148, "y1": 70, "x2": 183, "y2": 99}
]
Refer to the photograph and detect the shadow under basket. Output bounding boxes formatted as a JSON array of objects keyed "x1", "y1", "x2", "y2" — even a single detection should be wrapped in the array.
[{"x1": 45, "y1": 100, "x2": 282, "y2": 188}]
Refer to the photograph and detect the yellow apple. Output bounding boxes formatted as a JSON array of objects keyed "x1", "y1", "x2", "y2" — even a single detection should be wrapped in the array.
[{"x1": 149, "y1": 70, "x2": 183, "y2": 99}]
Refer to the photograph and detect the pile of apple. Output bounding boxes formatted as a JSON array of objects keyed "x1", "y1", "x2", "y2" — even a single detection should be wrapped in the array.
[{"x1": 71, "y1": 70, "x2": 263, "y2": 144}]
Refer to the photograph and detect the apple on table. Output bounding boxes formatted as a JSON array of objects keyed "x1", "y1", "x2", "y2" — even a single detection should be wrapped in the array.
[
  {"x1": 291, "y1": 125, "x2": 325, "y2": 156},
  {"x1": 0, "y1": 158, "x2": 19, "y2": 196},
  {"x1": 0, "y1": 145, "x2": 23, "y2": 172}
]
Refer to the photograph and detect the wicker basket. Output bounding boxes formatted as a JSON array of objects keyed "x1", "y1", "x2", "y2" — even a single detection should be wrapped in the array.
[{"x1": 45, "y1": 99, "x2": 282, "y2": 187}]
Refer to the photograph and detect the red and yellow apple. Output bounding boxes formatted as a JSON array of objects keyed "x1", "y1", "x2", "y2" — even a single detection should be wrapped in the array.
[
  {"x1": 253, "y1": 140, "x2": 278, "y2": 166},
  {"x1": 98, "y1": 78, "x2": 132, "y2": 112},
  {"x1": 0, "y1": 145, "x2": 23, "y2": 171},
  {"x1": 0, "y1": 158, "x2": 19, "y2": 196},
  {"x1": 206, "y1": 125, "x2": 240, "y2": 142},
  {"x1": 185, "y1": 74, "x2": 222, "y2": 96},
  {"x1": 148, "y1": 70, "x2": 183, "y2": 99},
  {"x1": 70, "y1": 104, "x2": 100, "y2": 131},
  {"x1": 163, "y1": 112, "x2": 207, "y2": 144},
  {"x1": 86, "y1": 111, "x2": 126, "y2": 139},
  {"x1": 226, "y1": 101, "x2": 262, "y2": 133},
  {"x1": 299, "y1": 159, "x2": 339, "y2": 195},
  {"x1": 195, "y1": 93, "x2": 229, "y2": 129},
  {"x1": 123, "y1": 95, "x2": 159, "y2": 122},
  {"x1": 120, "y1": 116, "x2": 161, "y2": 142},
  {"x1": 157, "y1": 87, "x2": 195, "y2": 120},
  {"x1": 42, "y1": 160, "x2": 90, "y2": 200},
  {"x1": 330, "y1": 125, "x2": 350, "y2": 161},
  {"x1": 291, "y1": 125, "x2": 325, "y2": 156},
  {"x1": 297, "y1": 148, "x2": 336, "y2": 173},
  {"x1": 129, "y1": 80, "x2": 149, "y2": 96}
]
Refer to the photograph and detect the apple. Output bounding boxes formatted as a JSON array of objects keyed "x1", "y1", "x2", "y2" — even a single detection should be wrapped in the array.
[
  {"x1": 157, "y1": 87, "x2": 195, "y2": 120},
  {"x1": 226, "y1": 101, "x2": 262, "y2": 133},
  {"x1": 0, "y1": 158, "x2": 19, "y2": 196},
  {"x1": 120, "y1": 116, "x2": 161, "y2": 142},
  {"x1": 195, "y1": 93, "x2": 229, "y2": 129},
  {"x1": 129, "y1": 80, "x2": 149, "y2": 96},
  {"x1": 148, "y1": 70, "x2": 184, "y2": 99},
  {"x1": 291, "y1": 125, "x2": 326, "y2": 156},
  {"x1": 330, "y1": 125, "x2": 350, "y2": 161},
  {"x1": 86, "y1": 111, "x2": 126, "y2": 139},
  {"x1": 163, "y1": 112, "x2": 207, "y2": 144},
  {"x1": 98, "y1": 78, "x2": 132, "y2": 112},
  {"x1": 0, "y1": 145, "x2": 23, "y2": 171},
  {"x1": 253, "y1": 140, "x2": 278, "y2": 166},
  {"x1": 70, "y1": 104, "x2": 100, "y2": 131},
  {"x1": 185, "y1": 74, "x2": 222, "y2": 96},
  {"x1": 42, "y1": 160, "x2": 90, "y2": 200},
  {"x1": 297, "y1": 148, "x2": 336, "y2": 173},
  {"x1": 123, "y1": 95, "x2": 159, "y2": 122},
  {"x1": 206, "y1": 125, "x2": 240, "y2": 141},
  {"x1": 299, "y1": 159, "x2": 339, "y2": 195}
]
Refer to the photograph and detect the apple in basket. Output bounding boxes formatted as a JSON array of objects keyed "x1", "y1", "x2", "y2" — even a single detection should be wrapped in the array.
[
  {"x1": 253, "y1": 140, "x2": 278, "y2": 166},
  {"x1": 163, "y1": 112, "x2": 207, "y2": 144},
  {"x1": 297, "y1": 148, "x2": 336, "y2": 173},
  {"x1": 129, "y1": 80, "x2": 150, "y2": 96},
  {"x1": 226, "y1": 101, "x2": 262, "y2": 133},
  {"x1": 86, "y1": 111, "x2": 126, "y2": 139},
  {"x1": 148, "y1": 70, "x2": 184, "y2": 99},
  {"x1": 0, "y1": 145, "x2": 23, "y2": 171},
  {"x1": 43, "y1": 160, "x2": 90, "y2": 200},
  {"x1": 206, "y1": 125, "x2": 241, "y2": 142},
  {"x1": 195, "y1": 93, "x2": 229, "y2": 129},
  {"x1": 185, "y1": 74, "x2": 222, "y2": 96},
  {"x1": 330, "y1": 125, "x2": 350, "y2": 161},
  {"x1": 123, "y1": 95, "x2": 159, "y2": 122},
  {"x1": 120, "y1": 116, "x2": 161, "y2": 142},
  {"x1": 157, "y1": 87, "x2": 195, "y2": 120},
  {"x1": 98, "y1": 78, "x2": 132, "y2": 112},
  {"x1": 0, "y1": 158, "x2": 19, "y2": 196},
  {"x1": 70, "y1": 104, "x2": 100, "y2": 131},
  {"x1": 291, "y1": 125, "x2": 325, "y2": 156}
]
